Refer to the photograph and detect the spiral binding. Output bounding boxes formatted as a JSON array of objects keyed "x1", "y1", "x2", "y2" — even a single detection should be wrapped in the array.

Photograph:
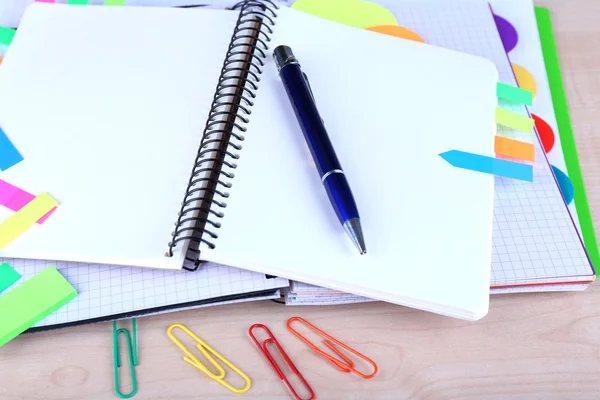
[{"x1": 166, "y1": 0, "x2": 279, "y2": 270}]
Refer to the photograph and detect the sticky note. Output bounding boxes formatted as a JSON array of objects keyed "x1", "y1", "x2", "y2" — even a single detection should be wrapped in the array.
[
  {"x1": 0, "y1": 126, "x2": 23, "y2": 171},
  {"x1": 0, "y1": 267, "x2": 77, "y2": 347},
  {"x1": 291, "y1": 0, "x2": 397, "y2": 29},
  {"x1": 495, "y1": 107, "x2": 535, "y2": 133},
  {"x1": 496, "y1": 82, "x2": 533, "y2": 106},
  {"x1": 35, "y1": 0, "x2": 56, "y2": 2},
  {"x1": 0, "y1": 263, "x2": 20, "y2": 293},
  {"x1": 440, "y1": 150, "x2": 533, "y2": 182},
  {"x1": 0, "y1": 27, "x2": 15, "y2": 46},
  {"x1": 0, "y1": 179, "x2": 56, "y2": 224},
  {"x1": 0, "y1": 193, "x2": 59, "y2": 249},
  {"x1": 494, "y1": 136, "x2": 535, "y2": 161},
  {"x1": 67, "y1": 0, "x2": 88, "y2": 3},
  {"x1": 105, "y1": 0, "x2": 126, "y2": 4}
]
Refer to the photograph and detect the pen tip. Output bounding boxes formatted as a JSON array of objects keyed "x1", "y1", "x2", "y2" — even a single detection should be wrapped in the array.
[{"x1": 343, "y1": 218, "x2": 367, "y2": 255}]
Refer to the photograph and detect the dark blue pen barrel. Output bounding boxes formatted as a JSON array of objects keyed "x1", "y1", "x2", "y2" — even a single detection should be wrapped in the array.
[
  {"x1": 279, "y1": 64, "x2": 342, "y2": 176},
  {"x1": 323, "y1": 173, "x2": 360, "y2": 224}
]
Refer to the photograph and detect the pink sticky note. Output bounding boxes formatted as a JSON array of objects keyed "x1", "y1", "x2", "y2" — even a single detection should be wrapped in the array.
[
  {"x1": 0, "y1": 179, "x2": 56, "y2": 224},
  {"x1": 35, "y1": 0, "x2": 56, "y2": 2}
]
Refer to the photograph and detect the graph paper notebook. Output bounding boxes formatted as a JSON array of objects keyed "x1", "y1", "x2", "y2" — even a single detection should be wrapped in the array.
[
  {"x1": 0, "y1": 2, "x2": 499, "y2": 320},
  {"x1": 284, "y1": 0, "x2": 595, "y2": 306},
  {"x1": 0, "y1": 257, "x2": 288, "y2": 330}
]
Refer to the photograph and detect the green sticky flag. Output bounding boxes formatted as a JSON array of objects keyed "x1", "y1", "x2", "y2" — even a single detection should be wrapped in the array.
[
  {"x1": 0, "y1": 263, "x2": 21, "y2": 293},
  {"x1": 535, "y1": 7, "x2": 600, "y2": 274},
  {"x1": 291, "y1": 0, "x2": 397, "y2": 29},
  {"x1": 67, "y1": 0, "x2": 89, "y2": 4},
  {"x1": 496, "y1": 82, "x2": 533, "y2": 106},
  {"x1": 105, "y1": 0, "x2": 126, "y2": 4},
  {"x1": 495, "y1": 107, "x2": 534, "y2": 133},
  {"x1": 0, "y1": 27, "x2": 16, "y2": 46},
  {"x1": 0, "y1": 267, "x2": 77, "y2": 348}
]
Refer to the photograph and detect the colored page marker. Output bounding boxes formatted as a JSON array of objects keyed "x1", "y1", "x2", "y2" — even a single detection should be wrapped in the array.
[
  {"x1": 494, "y1": 136, "x2": 535, "y2": 161},
  {"x1": 291, "y1": 0, "x2": 397, "y2": 29},
  {"x1": 67, "y1": 0, "x2": 88, "y2": 3},
  {"x1": 105, "y1": 0, "x2": 126, "y2": 4},
  {"x1": 0, "y1": 27, "x2": 16, "y2": 46},
  {"x1": 496, "y1": 82, "x2": 533, "y2": 106},
  {"x1": 0, "y1": 192, "x2": 59, "y2": 249},
  {"x1": 0, "y1": 266, "x2": 77, "y2": 348},
  {"x1": 440, "y1": 150, "x2": 533, "y2": 182},
  {"x1": 0, "y1": 126, "x2": 24, "y2": 171},
  {"x1": 0, "y1": 179, "x2": 56, "y2": 224},
  {"x1": 0, "y1": 263, "x2": 21, "y2": 293},
  {"x1": 495, "y1": 107, "x2": 534, "y2": 133},
  {"x1": 35, "y1": 0, "x2": 56, "y2": 2}
]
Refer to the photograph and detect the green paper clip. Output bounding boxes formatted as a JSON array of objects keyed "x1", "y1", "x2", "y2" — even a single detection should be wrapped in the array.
[{"x1": 113, "y1": 319, "x2": 138, "y2": 399}]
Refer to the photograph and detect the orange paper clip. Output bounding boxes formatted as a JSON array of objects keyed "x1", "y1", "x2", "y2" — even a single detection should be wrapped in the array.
[
  {"x1": 249, "y1": 324, "x2": 315, "y2": 400},
  {"x1": 286, "y1": 316, "x2": 378, "y2": 379}
]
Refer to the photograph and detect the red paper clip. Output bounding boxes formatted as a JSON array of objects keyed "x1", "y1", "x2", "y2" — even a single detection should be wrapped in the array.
[
  {"x1": 249, "y1": 324, "x2": 315, "y2": 400},
  {"x1": 286, "y1": 316, "x2": 378, "y2": 379}
]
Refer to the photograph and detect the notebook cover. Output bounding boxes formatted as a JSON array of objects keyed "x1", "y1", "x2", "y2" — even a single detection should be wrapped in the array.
[
  {"x1": 24, "y1": 287, "x2": 281, "y2": 333},
  {"x1": 534, "y1": 6, "x2": 600, "y2": 275}
]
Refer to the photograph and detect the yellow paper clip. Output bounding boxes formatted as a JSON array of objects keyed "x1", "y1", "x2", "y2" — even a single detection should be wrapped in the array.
[{"x1": 167, "y1": 323, "x2": 251, "y2": 394}]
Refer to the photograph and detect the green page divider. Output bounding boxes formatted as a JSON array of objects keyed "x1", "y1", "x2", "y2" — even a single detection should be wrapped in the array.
[
  {"x1": 535, "y1": 7, "x2": 599, "y2": 274},
  {"x1": 0, "y1": 267, "x2": 77, "y2": 347}
]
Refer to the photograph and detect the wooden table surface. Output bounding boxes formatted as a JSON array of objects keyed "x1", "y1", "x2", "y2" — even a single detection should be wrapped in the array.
[{"x1": 2, "y1": 0, "x2": 600, "y2": 399}]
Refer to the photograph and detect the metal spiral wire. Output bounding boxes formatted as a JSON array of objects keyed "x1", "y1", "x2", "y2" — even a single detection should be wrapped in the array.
[{"x1": 166, "y1": 0, "x2": 279, "y2": 269}]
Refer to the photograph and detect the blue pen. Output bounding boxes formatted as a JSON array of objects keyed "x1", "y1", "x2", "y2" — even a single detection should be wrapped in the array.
[{"x1": 273, "y1": 45, "x2": 366, "y2": 255}]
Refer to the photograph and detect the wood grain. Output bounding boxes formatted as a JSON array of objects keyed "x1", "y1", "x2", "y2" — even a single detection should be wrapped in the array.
[{"x1": 2, "y1": 0, "x2": 600, "y2": 399}]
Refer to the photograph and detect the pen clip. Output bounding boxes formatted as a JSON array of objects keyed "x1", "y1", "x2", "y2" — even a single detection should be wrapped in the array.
[{"x1": 302, "y1": 72, "x2": 324, "y2": 124}]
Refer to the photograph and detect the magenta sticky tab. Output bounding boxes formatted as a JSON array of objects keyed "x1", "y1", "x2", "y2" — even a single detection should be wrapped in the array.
[{"x1": 0, "y1": 179, "x2": 56, "y2": 223}]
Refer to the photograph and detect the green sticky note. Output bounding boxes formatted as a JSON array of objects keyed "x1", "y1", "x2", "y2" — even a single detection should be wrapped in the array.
[
  {"x1": 495, "y1": 107, "x2": 534, "y2": 133},
  {"x1": 0, "y1": 267, "x2": 77, "y2": 348},
  {"x1": 0, "y1": 263, "x2": 20, "y2": 293},
  {"x1": 496, "y1": 82, "x2": 533, "y2": 106},
  {"x1": 68, "y1": 0, "x2": 89, "y2": 3},
  {"x1": 535, "y1": 7, "x2": 600, "y2": 274},
  {"x1": 0, "y1": 27, "x2": 16, "y2": 46},
  {"x1": 291, "y1": 0, "x2": 397, "y2": 29},
  {"x1": 105, "y1": 0, "x2": 126, "y2": 4}
]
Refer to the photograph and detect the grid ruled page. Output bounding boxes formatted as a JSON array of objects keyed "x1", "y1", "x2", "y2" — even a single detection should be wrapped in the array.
[
  {"x1": 0, "y1": 257, "x2": 288, "y2": 328},
  {"x1": 287, "y1": 0, "x2": 593, "y2": 302},
  {"x1": 388, "y1": 1, "x2": 593, "y2": 285}
]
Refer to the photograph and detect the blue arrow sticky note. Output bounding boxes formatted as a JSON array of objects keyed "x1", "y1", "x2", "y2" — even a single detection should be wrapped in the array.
[
  {"x1": 440, "y1": 150, "x2": 533, "y2": 182},
  {"x1": 0, "y1": 126, "x2": 23, "y2": 171}
]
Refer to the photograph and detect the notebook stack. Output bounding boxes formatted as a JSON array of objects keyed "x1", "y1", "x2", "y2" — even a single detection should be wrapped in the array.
[{"x1": 0, "y1": 0, "x2": 595, "y2": 329}]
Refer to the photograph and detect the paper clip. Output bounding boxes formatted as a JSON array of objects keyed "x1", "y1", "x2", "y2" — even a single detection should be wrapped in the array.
[
  {"x1": 167, "y1": 323, "x2": 251, "y2": 394},
  {"x1": 249, "y1": 324, "x2": 315, "y2": 400},
  {"x1": 287, "y1": 316, "x2": 378, "y2": 379},
  {"x1": 113, "y1": 319, "x2": 138, "y2": 399}
]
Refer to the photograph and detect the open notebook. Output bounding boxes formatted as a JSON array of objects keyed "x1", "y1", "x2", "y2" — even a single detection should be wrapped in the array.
[
  {"x1": 0, "y1": 2, "x2": 499, "y2": 319},
  {"x1": 284, "y1": 0, "x2": 595, "y2": 305}
]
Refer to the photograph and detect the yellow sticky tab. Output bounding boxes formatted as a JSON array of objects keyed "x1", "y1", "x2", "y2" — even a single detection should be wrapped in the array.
[
  {"x1": 495, "y1": 107, "x2": 534, "y2": 133},
  {"x1": 0, "y1": 193, "x2": 59, "y2": 249},
  {"x1": 494, "y1": 136, "x2": 535, "y2": 161},
  {"x1": 291, "y1": 0, "x2": 397, "y2": 29}
]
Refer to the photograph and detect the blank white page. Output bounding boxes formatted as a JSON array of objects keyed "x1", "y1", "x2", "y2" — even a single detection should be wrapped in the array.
[
  {"x1": 285, "y1": 0, "x2": 594, "y2": 305},
  {"x1": 0, "y1": 4, "x2": 239, "y2": 269},
  {"x1": 203, "y1": 6, "x2": 498, "y2": 320}
]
